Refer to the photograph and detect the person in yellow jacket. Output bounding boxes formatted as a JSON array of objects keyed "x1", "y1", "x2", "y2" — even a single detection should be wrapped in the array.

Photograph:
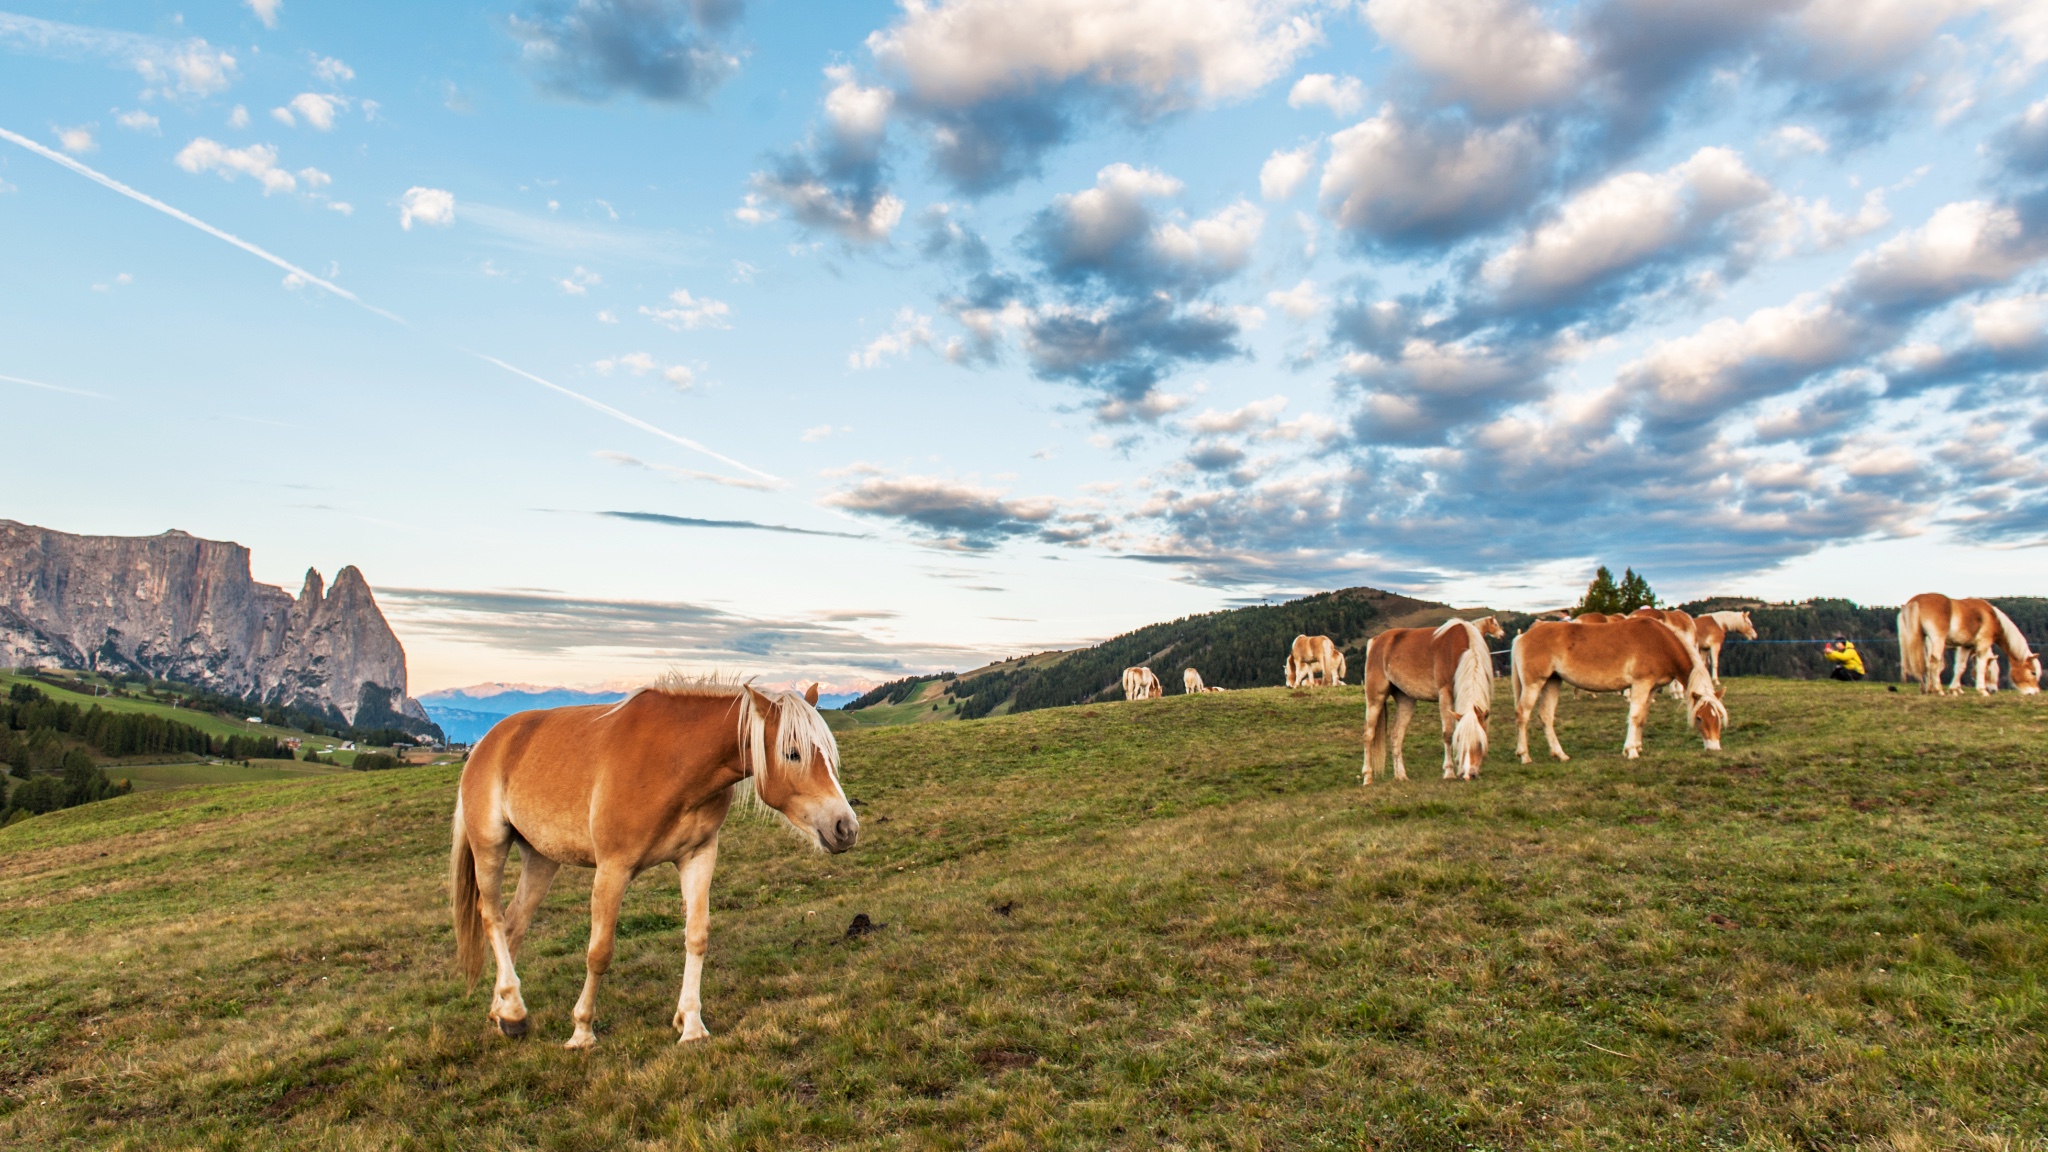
[{"x1": 1824, "y1": 636, "x2": 1865, "y2": 681}]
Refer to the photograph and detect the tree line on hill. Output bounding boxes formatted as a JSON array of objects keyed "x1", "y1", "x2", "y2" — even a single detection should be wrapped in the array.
[{"x1": 842, "y1": 568, "x2": 2048, "y2": 719}]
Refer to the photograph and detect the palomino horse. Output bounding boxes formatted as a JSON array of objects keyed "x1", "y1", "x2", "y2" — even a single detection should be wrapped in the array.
[
  {"x1": 451, "y1": 677, "x2": 856, "y2": 1049},
  {"x1": 1512, "y1": 619, "x2": 1727, "y2": 762},
  {"x1": 1122, "y1": 666, "x2": 1163, "y2": 700},
  {"x1": 1183, "y1": 667, "x2": 1205, "y2": 694},
  {"x1": 1361, "y1": 617, "x2": 1506, "y2": 784},
  {"x1": 1898, "y1": 593, "x2": 2042, "y2": 695},
  {"x1": 1694, "y1": 610, "x2": 1757, "y2": 684},
  {"x1": 1286, "y1": 634, "x2": 1346, "y2": 687}
]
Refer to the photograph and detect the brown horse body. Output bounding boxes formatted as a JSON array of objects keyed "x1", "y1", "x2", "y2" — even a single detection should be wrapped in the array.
[
  {"x1": 1287, "y1": 634, "x2": 1345, "y2": 687},
  {"x1": 451, "y1": 679, "x2": 855, "y2": 1049},
  {"x1": 1512, "y1": 618, "x2": 1726, "y2": 761},
  {"x1": 1122, "y1": 666, "x2": 1163, "y2": 700},
  {"x1": 1899, "y1": 593, "x2": 2042, "y2": 695},
  {"x1": 1361, "y1": 617, "x2": 1505, "y2": 784}
]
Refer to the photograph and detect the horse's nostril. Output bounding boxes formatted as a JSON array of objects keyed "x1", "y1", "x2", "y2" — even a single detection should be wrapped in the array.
[{"x1": 835, "y1": 816, "x2": 856, "y2": 845}]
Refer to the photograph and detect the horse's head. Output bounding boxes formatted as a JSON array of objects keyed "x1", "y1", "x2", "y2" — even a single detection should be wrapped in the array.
[
  {"x1": 2015, "y1": 653, "x2": 2043, "y2": 695},
  {"x1": 1687, "y1": 674, "x2": 1727, "y2": 750},
  {"x1": 1477, "y1": 616, "x2": 1506, "y2": 640},
  {"x1": 1733, "y1": 611, "x2": 1758, "y2": 640},
  {"x1": 745, "y1": 684, "x2": 858, "y2": 853}
]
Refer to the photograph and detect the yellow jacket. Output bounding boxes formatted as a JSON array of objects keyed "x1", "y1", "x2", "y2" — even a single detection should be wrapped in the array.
[{"x1": 1824, "y1": 643, "x2": 1864, "y2": 675}]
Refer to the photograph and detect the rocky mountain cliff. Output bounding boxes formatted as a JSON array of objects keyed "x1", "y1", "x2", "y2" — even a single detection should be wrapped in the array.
[{"x1": 0, "y1": 520, "x2": 430, "y2": 729}]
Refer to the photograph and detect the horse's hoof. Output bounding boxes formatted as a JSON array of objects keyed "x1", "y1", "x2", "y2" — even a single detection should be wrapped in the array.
[
  {"x1": 496, "y1": 1016, "x2": 529, "y2": 1039},
  {"x1": 564, "y1": 1030, "x2": 596, "y2": 1050},
  {"x1": 678, "y1": 1027, "x2": 710, "y2": 1044}
]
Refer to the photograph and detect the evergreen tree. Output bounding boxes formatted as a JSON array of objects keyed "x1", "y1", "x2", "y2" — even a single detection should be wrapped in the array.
[
  {"x1": 1617, "y1": 568, "x2": 1658, "y2": 612},
  {"x1": 1575, "y1": 566, "x2": 1624, "y2": 614}
]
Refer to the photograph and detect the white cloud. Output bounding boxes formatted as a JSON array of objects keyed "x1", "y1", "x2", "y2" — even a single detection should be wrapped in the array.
[
  {"x1": 327, "y1": 201, "x2": 353, "y2": 215},
  {"x1": 54, "y1": 124, "x2": 96, "y2": 155},
  {"x1": 276, "y1": 92, "x2": 346, "y2": 131},
  {"x1": 312, "y1": 55, "x2": 354, "y2": 83},
  {"x1": 1363, "y1": 0, "x2": 1582, "y2": 115},
  {"x1": 559, "y1": 265, "x2": 601, "y2": 295},
  {"x1": 399, "y1": 186, "x2": 456, "y2": 230},
  {"x1": 1848, "y1": 199, "x2": 2047, "y2": 309},
  {"x1": 1259, "y1": 144, "x2": 1316, "y2": 201},
  {"x1": 1769, "y1": 124, "x2": 1829, "y2": 156},
  {"x1": 137, "y1": 42, "x2": 238, "y2": 99},
  {"x1": 175, "y1": 138, "x2": 297, "y2": 194},
  {"x1": 596, "y1": 351, "x2": 659, "y2": 374},
  {"x1": 1320, "y1": 104, "x2": 1547, "y2": 245},
  {"x1": 867, "y1": 0, "x2": 1323, "y2": 112},
  {"x1": 747, "y1": 173, "x2": 904, "y2": 242},
  {"x1": 1967, "y1": 291, "x2": 2048, "y2": 352},
  {"x1": 228, "y1": 105, "x2": 250, "y2": 129},
  {"x1": 664, "y1": 365, "x2": 696, "y2": 389},
  {"x1": 1287, "y1": 73, "x2": 1363, "y2": 116},
  {"x1": 851, "y1": 308, "x2": 936, "y2": 368},
  {"x1": 823, "y1": 63, "x2": 893, "y2": 163},
  {"x1": 1616, "y1": 293, "x2": 1865, "y2": 419},
  {"x1": 1266, "y1": 278, "x2": 1325, "y2": 318},
  {"x1": 297, "y1": 167, "x2": 332, "y2": 189},
  {"x1": 247, "y1": 0, "x2": 282, "y2": 29},
  {"x1": 596, "y1": 309, "x2": 619, "y2": 323},
  {"x1": 801, "y1": 424, "x2": 834, "y2": 442},
  {"x1": 732, "y1": 192, "x2": 777, "y2": 226},
  {"x1": 1479, "y1": 147, "x2": 1774, "y2": 302},
  {"x1": 115, "y1": 109, "x2": 159, "y2": 134},
  {"x1": 640, "y1": 288, "x2": 733, "y2": 330}
]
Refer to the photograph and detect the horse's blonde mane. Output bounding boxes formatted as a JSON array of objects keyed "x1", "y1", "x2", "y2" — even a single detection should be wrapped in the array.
[
  {"x1": 1434, "y1": 618, "x2": 1495, "y2": 715},
  {"x1": 603, "y1": 672, "x2": 841, "y2": 809},
  {"x1": 1991, "y1": 606, "x2": 2035, "y2": 663}
]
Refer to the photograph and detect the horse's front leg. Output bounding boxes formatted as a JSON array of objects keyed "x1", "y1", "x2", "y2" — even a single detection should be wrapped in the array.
[
  {"x1": 566, "y1": 861, "x2": 632, "y2": 1050},
  {"x1": 1622, "y1": 682, "x2": 1651, "y2": 759},
  {"x1": 674, "y1": 839, "x2": 720, "y2": 1042},
  {"x1": 1947, "y1": 644, "x2": 1969, "y2": 695},
  {"x1": 1973, "y1": 647, "x2": 1994, "y2": 696}
]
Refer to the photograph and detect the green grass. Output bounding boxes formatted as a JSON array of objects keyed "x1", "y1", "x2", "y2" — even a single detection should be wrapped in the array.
[
  {"x1": 112, "y1": 759, "x2": 355, "y2": 792},
  {"x1": 2, "y1": 680, "x2": 2046, "y2": 1149}
]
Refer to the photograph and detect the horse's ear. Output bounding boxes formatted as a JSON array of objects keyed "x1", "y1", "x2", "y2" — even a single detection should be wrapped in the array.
[{"x1": 804, "y1": 682, "x2": 820, "y2": 706}]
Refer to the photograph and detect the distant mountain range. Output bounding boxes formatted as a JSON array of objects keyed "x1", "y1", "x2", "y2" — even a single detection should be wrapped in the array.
[{"x1": 417, "y1": 684, "x2": 859, "y2": 743}]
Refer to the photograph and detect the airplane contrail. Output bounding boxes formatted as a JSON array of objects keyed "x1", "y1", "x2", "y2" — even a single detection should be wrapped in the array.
[
  {"x1": 0, "y1": 125, "x2": 404, "y2": 324},
  {"x1": 0, "y1": 372, "x2": 105, "y2": 398},
  {"x1": 477, "y1": 356, "x2": 784, "y2": 485},
  {"x1": 0, "y1": 125, "x2": 781, "y2": 486}
]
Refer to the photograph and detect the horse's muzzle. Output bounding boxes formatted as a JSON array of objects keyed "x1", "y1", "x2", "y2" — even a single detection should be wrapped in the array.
[{"x1": 814, "y1": 803, "x2": 859, "y2": 853}]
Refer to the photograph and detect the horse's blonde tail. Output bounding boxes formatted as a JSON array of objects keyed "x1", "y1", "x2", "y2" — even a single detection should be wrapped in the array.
[
  {"x1": 1362, "y1": 638, "x2": 1386, "y2": 778},
  {"x1": 1898, "y1": 600, "x2": 1923, "y2": 683},
  {"x1": 450, "y1": 796, "x2": 486, "y2": 988},
  {"x1": 1510, "y1": 630, "x2": 1526, "y2": 704},
  {"x1": 1449, "y1": 631, "x2": 1492, "y2": 776}
]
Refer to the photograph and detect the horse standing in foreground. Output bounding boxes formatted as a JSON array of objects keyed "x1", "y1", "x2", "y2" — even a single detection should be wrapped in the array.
[
  {"x1": 1898, "y1": 593, "x2": 2042, "y2": 695},
  {"x1": 1512, "y1": 618, "x2": 1727, "y2": 762},
  {"x1": 451, "y1": 678, "x2": 856, "y2": 1049},
  {"x1": 1286, "y1": 634, "x2": 1346, "y2": 687},
  {"x1": 1122, "y1": 666, "x2": 1163, "y2": 700},
  {"x1": 1361, "y1": 617, "x2": 1506, "y2": 785},
  {"x1": 1694, "y1": 610, "x2": 1757, "y2": 684}
]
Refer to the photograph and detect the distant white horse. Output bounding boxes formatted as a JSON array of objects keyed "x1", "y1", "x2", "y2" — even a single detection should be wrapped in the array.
[
  {"x1": 1122, "y1": 666, "x2": 1163, "y2": 701},
  {"x1": 1183, "y1": 668, "x2": 1204, "y2": 694},
  {"x1": 1286, "y1": 635, "x2": 1346, "y2": 687}
]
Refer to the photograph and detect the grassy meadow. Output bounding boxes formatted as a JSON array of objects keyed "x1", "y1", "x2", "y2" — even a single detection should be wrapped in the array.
[{"x1": 1, "y1": 679, "x2": 2046, "y2": 1149}]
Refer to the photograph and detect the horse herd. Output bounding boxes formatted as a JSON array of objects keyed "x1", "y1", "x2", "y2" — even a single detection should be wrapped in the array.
[{"x1": 450, "y1": 593, "x2": 2041, "y2": 1048}]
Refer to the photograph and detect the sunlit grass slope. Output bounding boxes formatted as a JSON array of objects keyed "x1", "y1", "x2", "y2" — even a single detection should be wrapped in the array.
[{"x1": 2, "y1": 681, "x2": 2046, "y2": 1149}]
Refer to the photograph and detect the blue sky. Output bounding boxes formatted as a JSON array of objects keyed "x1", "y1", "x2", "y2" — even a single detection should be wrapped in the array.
[{"x1": 4, "y1": 0, "x2": 2047, "y2": 692}]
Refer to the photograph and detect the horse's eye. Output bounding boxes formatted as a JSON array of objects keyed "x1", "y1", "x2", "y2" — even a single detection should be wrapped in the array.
[{"x1": 785, "y1": 750, "x2": 802, "y2": 761}]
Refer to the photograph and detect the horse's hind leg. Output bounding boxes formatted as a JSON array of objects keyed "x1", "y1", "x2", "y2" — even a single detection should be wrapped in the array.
[
  {"x1": 567, "y1": 861, "x2": 632, "y2": 1050},
  {"x1": 673, "y1": 839, "x2": 720, "y2": 1042},
  {"x1": 1389, "y1": 695, "x2": 1415, "y2": 781},
  {"x1": 1540, "y1": 679, "x2": 1569, "y2": 762},
  {"x1": 503, "y1": 845, "x2": 562, "y2": 959},
  {"x1": 465, "y1": 825, "x2": 529, "y2": 1037}
]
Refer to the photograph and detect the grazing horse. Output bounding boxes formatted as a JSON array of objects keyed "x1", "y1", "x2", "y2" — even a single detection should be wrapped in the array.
[
  {"x1": 451, "y1": 677, "x2": 855, "y2": 1049},
  {"x1": 1512, "y1": 619, "x2": 1727, "y2": 762},
  {"x1": 1286, "y1": 634, "x2": 1346, "y2": 687},
  {"x1": 1694, "y1": 611, "x2": 1757, "y2": 684},
  {"x1": 1184, "y1": 667, "x2": 1205, "y2": 694},
  {"x1": 1122, "y1": 666, "x2": 1163, "y2": 700},
  {"x1": 1361, "y1": 617, "x2": 1506, "y2": 785},
  {"x1": 1898, "y1": 593, "x2": 2042, "y2": 696}
]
